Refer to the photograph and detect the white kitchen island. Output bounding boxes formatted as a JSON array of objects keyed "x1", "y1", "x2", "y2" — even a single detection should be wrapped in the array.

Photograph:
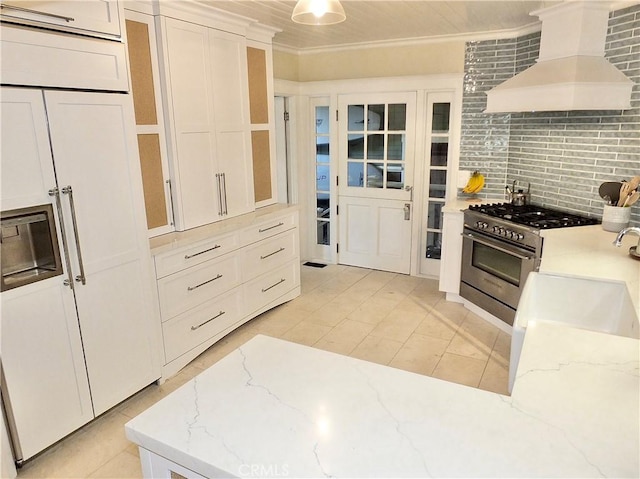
[{"x1": 125, "y1": 329, "x2": 638, "y2": 478}]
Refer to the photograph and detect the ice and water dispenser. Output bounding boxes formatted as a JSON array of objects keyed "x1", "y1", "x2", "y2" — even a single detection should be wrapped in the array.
[{"x1": 1, "y1": 204, "x2": 63, "y2": 291}]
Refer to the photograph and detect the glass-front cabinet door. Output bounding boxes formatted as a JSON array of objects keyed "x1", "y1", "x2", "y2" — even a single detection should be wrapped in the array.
[{"x1": 420, "y1": 95, "x2": 453, "y2": 276}]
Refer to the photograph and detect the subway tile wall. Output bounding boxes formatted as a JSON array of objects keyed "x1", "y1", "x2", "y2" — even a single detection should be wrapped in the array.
[{"x1": 460, "y1": 4, "x2": 639, "y2": 227}]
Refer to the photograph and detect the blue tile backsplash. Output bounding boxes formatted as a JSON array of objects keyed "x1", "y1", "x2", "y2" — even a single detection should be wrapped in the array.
[{"x1": 459, "y1": 4, "x2": 639, "y2": 226}]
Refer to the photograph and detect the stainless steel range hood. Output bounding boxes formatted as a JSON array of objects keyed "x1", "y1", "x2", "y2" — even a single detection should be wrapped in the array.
[{"x1": 485, "y1": 1, "x2": 634, "y2": 113}]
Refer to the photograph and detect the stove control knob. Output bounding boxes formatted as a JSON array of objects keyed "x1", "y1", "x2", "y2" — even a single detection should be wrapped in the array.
[
  {"x1": 515, "y1": 233, "x2": 524, "y2": 240},
  {"x1": 482, "y1": 222, "x2": 488, "y2": 229}
]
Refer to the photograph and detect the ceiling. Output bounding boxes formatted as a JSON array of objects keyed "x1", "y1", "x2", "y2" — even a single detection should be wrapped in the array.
[{"x1": 202, "y1": 0, "x2": 565, "y2": 50}]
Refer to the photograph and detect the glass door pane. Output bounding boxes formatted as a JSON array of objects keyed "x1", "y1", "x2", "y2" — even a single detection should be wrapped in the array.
[
  {"x1": 315, "y1": 105, "x2": 331, "y2": 246},
  {"x1": 345, "y1": 102, "x2": 408, "y2": 192},
  {"x1": 424, "y1": 102, "x2": 451, "y2": 262}
]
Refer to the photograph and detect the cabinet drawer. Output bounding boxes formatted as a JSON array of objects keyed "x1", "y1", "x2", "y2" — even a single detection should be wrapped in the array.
[
  {"x1": 162, "y1": 288, "x2": 244, "y2": 363},
  {"x1": 158, "y1": 254, "x2": 240, "y2": 320},
  {"x1": 241, "y1": 212, "x2": 298, "y2": 246},
  {"x1": 154, "y1": 232, "x2": 239, "y2": 279},
  {"x1": 243, "y1": 260, "x2": 300, "y2": 316},
  {"x1": 241, "y1": 229, "x2": 298, "y2": 281}
]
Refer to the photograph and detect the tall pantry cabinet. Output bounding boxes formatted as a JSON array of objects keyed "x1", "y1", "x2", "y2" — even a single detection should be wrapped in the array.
[{"x1": 123, "y1": 5, "x2": 298, "y2": 379}]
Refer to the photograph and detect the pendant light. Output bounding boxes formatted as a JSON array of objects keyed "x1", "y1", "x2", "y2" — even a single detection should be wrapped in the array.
[{"x1": 291, "y1": 0, "x2": 346, "y2": 25}]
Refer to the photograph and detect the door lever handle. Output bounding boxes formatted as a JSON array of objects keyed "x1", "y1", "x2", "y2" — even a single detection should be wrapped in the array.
[
  {"x1": 405, "y1": 185, "x2": 414, "y2": 202},
  {"x1": 404, "y1": 203, "x2": 411, "y2": 221}
]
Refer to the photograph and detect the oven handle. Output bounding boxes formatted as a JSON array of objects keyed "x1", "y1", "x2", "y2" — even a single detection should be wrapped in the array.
[{"x1": 463, "y1": 232, "x2": 535, "y2": 261}]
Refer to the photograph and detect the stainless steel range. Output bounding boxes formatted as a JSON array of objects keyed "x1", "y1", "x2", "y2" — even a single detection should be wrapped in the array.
[{"x1": 460, "y1": 203, "x2": 598, "y2": 325}]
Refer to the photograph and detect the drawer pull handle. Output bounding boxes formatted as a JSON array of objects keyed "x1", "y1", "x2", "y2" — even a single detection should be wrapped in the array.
[
  {"x1": 258, "y1": 222, "x2": 284, "y2": 233},
  {"x1": 187, "y1": 274, "x2": 223, "y2": 291},
  {"x1": 191, "y1": 310, "x2": 225, "y2": 330},
  {"x1": 185, "y1": 244, "x2": 221, "y2": 260},
  {"x1": 262, "y1": 278, "x2": 286, "y2": 293},
  {"x1": 0, "y1": 4, "x2": 75, "y2": 22},
  {"x1": 260, "y1": 247, "x2": 285, "y2": 260}
]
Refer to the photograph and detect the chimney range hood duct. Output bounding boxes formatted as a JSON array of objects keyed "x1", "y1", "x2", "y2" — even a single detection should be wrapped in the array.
[{"x1": 485, "y1": 1, "x2": 634, "y2": 113}]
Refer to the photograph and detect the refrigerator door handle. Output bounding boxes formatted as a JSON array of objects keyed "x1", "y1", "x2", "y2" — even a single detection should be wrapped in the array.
[
  {"x1": 48, "y1": 187, "x2": 75, "y2": 289},
  {"x1": 61, "y1": 186, "x2": 86, "y2": 285}
]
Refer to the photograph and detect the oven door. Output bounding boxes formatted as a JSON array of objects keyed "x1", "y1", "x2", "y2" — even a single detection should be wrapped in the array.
[{"x1": 461, "y1": 229, "x2": 537, "y2": 310}]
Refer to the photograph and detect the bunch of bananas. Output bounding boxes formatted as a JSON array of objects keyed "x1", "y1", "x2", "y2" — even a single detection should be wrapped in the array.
[{"x1": 462, "y1": 171, "x2": 485, "y2": 194}]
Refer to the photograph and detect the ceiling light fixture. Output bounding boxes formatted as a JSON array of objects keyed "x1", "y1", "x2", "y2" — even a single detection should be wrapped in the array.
[{"x1": 291, "y1": 0, "x2": 346, "y2": 25}]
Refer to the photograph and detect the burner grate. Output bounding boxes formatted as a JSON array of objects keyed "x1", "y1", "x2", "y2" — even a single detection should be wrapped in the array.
[{"x1": 468, "y1": 203, "x2": 598, "y2": 229}]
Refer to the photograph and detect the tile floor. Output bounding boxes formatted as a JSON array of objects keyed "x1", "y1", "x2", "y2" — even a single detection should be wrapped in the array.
[{"x1": 15, "y1": 264, "x2": 510, "y2": 479}]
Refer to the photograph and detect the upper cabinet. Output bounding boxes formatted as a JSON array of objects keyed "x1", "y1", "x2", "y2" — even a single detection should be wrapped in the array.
[
  {"x1": 124, "y1": 2, "x2": 279, "y2": 233},
  {"x1": 0, "y1": 1, "x2": 128, "y2": 91},
  {"x1": 0, "y1": 1, "x2": 122, "y2": 38},
  {"x1": 158, "y1": 16, "x2": 254, "y2": 230}
]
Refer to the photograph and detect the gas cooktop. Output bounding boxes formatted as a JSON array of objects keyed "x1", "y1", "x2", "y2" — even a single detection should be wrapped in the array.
[{"x1": 468, "y1": 203, "x2": 599, "y2": 229}]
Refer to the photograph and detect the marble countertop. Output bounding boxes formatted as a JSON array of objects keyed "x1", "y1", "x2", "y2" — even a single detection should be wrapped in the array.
[
  {"x1": 126, "y1": 331, "x2": 639, "y2": 478},
  {"x1": 149, "y1": 203, "x2": 299, "y2": 256}
]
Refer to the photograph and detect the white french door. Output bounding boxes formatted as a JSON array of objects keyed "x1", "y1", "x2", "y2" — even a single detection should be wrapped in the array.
[{"x1": 337, "y1": 92, "x2": 416, "y2": 274}]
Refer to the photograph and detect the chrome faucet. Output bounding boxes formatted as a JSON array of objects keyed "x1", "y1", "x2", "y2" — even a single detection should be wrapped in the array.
[{"x1": 613, "y1": 226, "x2": 640, "y2": 247}]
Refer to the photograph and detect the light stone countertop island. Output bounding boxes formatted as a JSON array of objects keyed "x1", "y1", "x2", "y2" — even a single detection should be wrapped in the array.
[{"x1": 125, "y1": 225, "x2": 640, "y2": 478}]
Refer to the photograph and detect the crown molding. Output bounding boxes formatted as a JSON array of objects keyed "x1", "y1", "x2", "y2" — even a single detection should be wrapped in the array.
[{"x1": 273, "y1": 21, "x2": 543, "y2": 56}]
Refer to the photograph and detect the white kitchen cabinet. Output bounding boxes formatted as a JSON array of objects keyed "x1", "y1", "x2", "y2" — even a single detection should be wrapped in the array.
[
  {"x1": 438, "y1": 205, "x2": 465, "y2": 297},
  {"x1": 157, "y1": 253, "x2": 241, "y2": 320},
  {"x1": 0, "y1": 87, "x2": 161, "y2": 462},
  {"x1": 209, "y1": 28, "x2": 254, "y2": 218},
  {"x1": 0, "y1": 0, "x2": 122, "y2": 38},
  {"x1": 124, "y1": 10, "x2": 174, "y2": 236},
  {"x1": 158, "y1": 16, "x2": 254, "y2": 231},
  {"x1": 0, "y1": 23, "x2": 129, "y2": 92},
  {"x1": 151, "y1": 207, "x2": 301, "y2": 379}
]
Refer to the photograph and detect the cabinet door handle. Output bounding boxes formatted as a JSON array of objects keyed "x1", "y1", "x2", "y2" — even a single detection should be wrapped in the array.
[
  {"x1": 0, "y1": 4, "x2": 75, "y2": 22},
  {"x1": 61, "y1": 186, "x2": 86, "y2": 285},
  {"x1": 262, "y1": 278, "x2": 285, "y2": 293},
  {"x1": 215, "y1": 173, "x2": 223, "y2": 216},
  {"x1": 187, "y1": 273, "x2": 222, "y2": 291},
  {"x1": 259, "y1": 222, "x2": 284, "y2": 233},
  {"x1": 184, "y1": 244, "x2": 221, "y2": 260},
  {"x1": 260, "y1": 247, "x2": 285, "y2": 260},
  {"x1": 191, "y1": 310, "x2": 225, "y2": 330},
  {"x1": 48, "y1": 187, "x2": 74, "y2": 289},
  {"x1": 166, "y1": 179, "x2": 175, "y2": 227},
  {"x1": 221, "y1": 172, "x2": 228, "y2": 215}
]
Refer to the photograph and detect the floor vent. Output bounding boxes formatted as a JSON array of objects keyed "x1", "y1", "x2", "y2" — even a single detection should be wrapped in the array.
[{"x1": 303, "y1": 262, "x2": 326, "y2": 268}]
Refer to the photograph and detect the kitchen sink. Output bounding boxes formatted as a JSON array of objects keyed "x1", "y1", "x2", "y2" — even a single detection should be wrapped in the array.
[{"x1": 508, "y1": 272, "x2": 639, "y2": 392}]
